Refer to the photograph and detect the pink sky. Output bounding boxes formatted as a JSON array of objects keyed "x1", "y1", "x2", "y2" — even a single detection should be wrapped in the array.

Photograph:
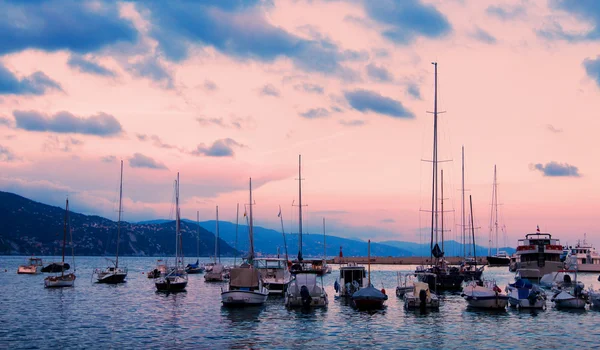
[{"x1": 1, "y1": 0, "x2": 599, "y2": 248}]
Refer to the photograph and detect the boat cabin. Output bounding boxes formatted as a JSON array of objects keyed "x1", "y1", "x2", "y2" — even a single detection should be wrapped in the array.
[{"x1": 229, "y1": 267, "x2": 261, "y2": 292}]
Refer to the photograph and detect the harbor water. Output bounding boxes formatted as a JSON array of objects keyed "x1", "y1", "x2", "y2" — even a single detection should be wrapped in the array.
[{"x1": 1, "y1": 256, "x2": 599, "y2": 349}]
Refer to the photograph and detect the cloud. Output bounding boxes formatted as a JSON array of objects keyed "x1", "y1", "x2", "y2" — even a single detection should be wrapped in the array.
[
  {"x1": 191, "y1": 138, "x2": 245, "y2": 157},
  {"x1": 362, "y1": 0, "x2": 452, "y2": 44},
  {"x1": 538, "y1": 1, "x2": 600, "y2": 42},
  {"x1": 128, "y1": 55, "x2": 173, "y2": 89},
  {"x1": 472, "y1": 27, "x2": 497, "y2": 44},
  {"x1": 129, "y1": 153, "x2": 168, "y2": 170},
  {"x1": 42, "y1": 136, "x2": 83, "y2": 153},
  {"x1": 0, "y1": 0, "x2": 138, "y2": 55},
  {"x1": 196, "y1": 116, "x2": 254, "y2": 129},
  {"x1": 339, "y1": 119, "x2": 365, "y2": 127},
  {"x1": 101, "y1": 155, "x2": 116, "y2": 163},
  {"x1": 299, "y1": 108, "x2": 330, "y2": 119},
  {"x1": 381, "y1": 218, "x2": 396, "y2": 223},
  {"x1": 342, "y1": 49, "x2": 370, "y2": 62},
  {"x1": 366, "y1": 63, "x2": 394, "y2": 82},
  {"x1": 344, "y1": 89, "x2": 415, "y2": 118},
  {"x1": 0, "y1": 116, "x2": 13, "y2": 127},
  {"x1": 260, "y1": 84, "x2": 280, "y2": 97},
  {"x1": 531, "y1": 161, "x2": 581, "y2": 177},
  {"x1": 203, "y1": 80, "x2": 217, "y2": 91},
  {"x1": 294, "y1": 83, "x2": 324, "y2": 94},
  {"x1": 67, "y1": 55, "x2": 116, "y2": 77},
  {"x1": 0, "y1": 145, "x2": 18, "y2": 162},
  {"x1": 584, "y1": 56, "x2": 600, "y2": 88},
  {"x1": 546, "y1": 124, "x2": 564, "y2": 133},
  {"x1": 485, "y1": 4, "x2": 526, "y2": 20},
  {"x1": 406, "y1": 82, "x2": 421, "y2": 99},
  {"x1": 136, "y1": 133, "x2": 180, "y2": 150},
  {"x1": 0, "y1": 63, "x2": 62, "y2": 95},
  {"x1": 137, "y1": 2, "x2": 359, "y2": 80},
  {"x1": 13, "y1": 110, "x2": 123, "y2": 137}
]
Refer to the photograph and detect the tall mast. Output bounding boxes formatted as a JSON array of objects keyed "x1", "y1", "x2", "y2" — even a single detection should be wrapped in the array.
[
  {"x1": 279, "y1": 205, "x2": 289, "y2": 262},
  {"x1": 62, "y1": 198, "x2": 69, "y2": 277},
  {"x1": 248, "y1": 178, "x2": 255, "y2": 262},
  {"x1": 441, "y1": 169, "x2": 444, "y2": 254},
  {"x1": 196, "y1": 211, "x2": 200, "y2": 260},
  {"x1": 175, "y1": 173, "x2": 181, "y2": 267},
  {"x1": 297, "y1": 154, "x2": 303, "y2": 262},
  {"x1": 494, "y1": 165, "x2": 499, "y2": 256},
  {"x1": 234, "y1": 203, "x2": 239, "y2": 267},
  {"x1": 323, "y1": 217, "x2": 326, "y2": 261},
  {"x1": 470, "y1": 195, "x2": 477, "y2": 264},
  {"x1": 429, "y1": 62, "x2": 439, "y2": 264},
  {"x1": 461, "y1": 146, "x2": 465, "y2": 259},
  {"x1": 116, "y1": 160, "x2": 123, "y2": 268},
  {"x1": 368, "y1": 239, "x2": 371, "y2": 286},
  {"x1": 216, "y1": 206, "x2": 220, "y2": 264}
]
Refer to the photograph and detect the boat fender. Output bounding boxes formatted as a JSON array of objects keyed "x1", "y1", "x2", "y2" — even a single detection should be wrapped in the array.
[{"x1": 381, "y1": 288, "x2": 386, "y2": 295}]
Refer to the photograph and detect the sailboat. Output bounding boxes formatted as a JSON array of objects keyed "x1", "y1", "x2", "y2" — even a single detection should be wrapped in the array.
[
  {"x1": 44, "y1": 199, "x2": 76, "y2": 288},
  {"x1": 322, "y1": 218, "x2": 332, "y2": 274},
  {"x1": 285, "y1": 155, "x2": 328, "y2": 307},
  {"x1": 155, "y1": 173, "x2": 188, "y2": 292},
  {"x1": 221, "y1": 178, "x2": 269, "y2": 306},
  {"x1": 351, "y1": 240, "x2": 388, "y2": 310},
  {"x1": 186, "y1": 211, "x2": 205, "y2": 274},
  {"x1": 486, "y1": 165, "x2": 510, "y2": 266},
  {"x1": 416, "y1": 62, "x2": 465, "y2": 292},
  {"x1": 204, "y1": 206, "x2": 227, "y2": 282},
  {"x1": 93, "y1": 160, "x2": 128, "y2": 284}
]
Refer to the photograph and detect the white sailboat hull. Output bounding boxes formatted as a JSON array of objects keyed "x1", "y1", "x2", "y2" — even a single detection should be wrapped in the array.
[
  {"x1": 44, "y1": 274, "x2": 76, "y2": 288},
  {"x1": 221, "y1": 290, "x2": 268, "y2": 305}
]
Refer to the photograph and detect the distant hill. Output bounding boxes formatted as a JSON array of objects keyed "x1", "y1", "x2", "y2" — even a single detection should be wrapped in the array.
[
  {"x1": 0, "y1": 191, "x2": 238, "y2": 257},
  {"x1": 380, "y1": 240, "x2": 516, "y2": 257}
]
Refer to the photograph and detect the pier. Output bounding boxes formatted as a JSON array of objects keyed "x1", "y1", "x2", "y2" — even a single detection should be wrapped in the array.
[{"x1": 326, "y1": 256, "x2": 488, "y2": 265}]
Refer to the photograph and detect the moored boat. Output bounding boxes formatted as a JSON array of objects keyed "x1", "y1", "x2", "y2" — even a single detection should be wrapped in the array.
[
  {"x1": 186, "y1": 211, "x2": 205, "y2": 274},
  {"x1": 254, "y1": 258, "x2": 291, "y2": 295},
  {"x1": 395, "y1": 272, "x2": 414, "y2": 298},
  {"x1": 507, "y1": 278, "x2": 546, "y2": 309},
  {"x1": 514, "y1": 231, "x2": 563, "y2": 279},
  {"x1": 17, "y1": 257, "x2": 43, "y2": 275},
  {"x1": 404, "y1": 276, "x2": 440, "y2": 310},
  {"x1": 204, "y1": 206, "x2": 227, "y2": 282},
  {"x1": 565, "y1": 235, "x2": 600, "y2": 272},
  {"x1": 44, "y1": 199, "x2": 76, "y2": 288},
  {"x1": 335, "y1": 263, "x2": 367, "y2": 297},
  {"x1": 462, "y1": 280, "x2": 508, "y2": 309},
  {"x1": 351, "y1": 240, "x2": 387, "y2": 310}
]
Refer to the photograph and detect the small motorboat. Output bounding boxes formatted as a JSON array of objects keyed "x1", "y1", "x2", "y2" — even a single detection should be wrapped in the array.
[
  {"x1": 17, "y1": 257, "x2": 43, "y2": 275},
  {"x1": 587, "y1": 288, "x2": 600, "y2": 309},
  {"x1": 404, "y1": 281, "x2": 439, "y2": 310},
  {"x1": 507, "y1": 278, "x2": 546, "y2": 309},
  {"x1": 540, "y1": 271, "x2": 568, "y2": 288},
  {"x1": 352, "y1": 284, "x2": 387, "y2": 310},
  {"x1": 285, "y1": 272, "x2": 328, "y2": 307},
  {"x1": 551, "y1": 288, "x2": 587, "y2": 309},
  {"x1": 462, "y1": 280, "x2": 508, "y2": 309},
  {"x1": 147, "y1": 259, "x2": 167, "y2": 279},
  {"x1": 204, "y1": 263, "x2": 227, "y2": 282},
  {"x1": 395, "y1": 272, "x2": 414, "y2": 298}
]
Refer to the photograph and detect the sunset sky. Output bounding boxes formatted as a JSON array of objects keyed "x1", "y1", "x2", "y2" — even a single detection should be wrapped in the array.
[{"x1": 1, "y1": 0, "x2": 599, "y2": 249}]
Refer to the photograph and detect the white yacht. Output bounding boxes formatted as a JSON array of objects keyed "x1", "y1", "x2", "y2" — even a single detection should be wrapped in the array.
[
  {"x1": 254, "y1": 258, "x2": 291, "y2": 295},
  {"x1": 565, "y1": 236, "x2": 600, "y2": 272},
  {"x1": 514, "y1": 232, "x2": 563, "y2": 279}
]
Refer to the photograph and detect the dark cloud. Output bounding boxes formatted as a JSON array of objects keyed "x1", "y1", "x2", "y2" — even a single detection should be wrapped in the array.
[
  {"x1": 67, "y1": 55, "x2": 116, "y2": 77},
  {"x1": 0, "y1": 0, "x2": 138, "y2": 55},
  {"x1": 260, "y1": 84, "x2": 280, "y2": 97},
  {"x1": 299, "y1": 108, "x2": 330, "y2": 119},
  {"x1": 339, "y1": 119, "x2": 365, "y2": 127},
  {"x1": 101, "y1": 155, "x2": 117, "y2": 163},
  {"x1": 0, "y1": 63, "x2": 62, "y2": 95},
  {"x1": 0, "y1": 144, "x2": 18, "y2": 162},
  {"x1": 129, "y1": 153, "x2": 168, "y2": 170},
  {"x1": 472, "y1": 27, "x2": 497, "y2": 44},
  {"x1": 531, "y1": 161, "x2": 581, "y2": 177},
  {"x1": 366, "y1": 63, "x2": 394, "y2": 82},
  {"x1": 13, "y1": 110, "x2": 123, "y2": 137},
  {"x1": 191, "y1": 138, "x2": 245, "y2": 157},
  {"x1": 128, "y1": 55, "x2": 173, "y2": 89},
  {"x1": 407, "y1": 82, "x2": 421, "y2": 99},
  {"x1": 294, "y1": 83, "x2": 324, "y2": 94},
  {"x1": 344, "y1": 89, "x2": 415, "y2": 118},
  {"x1": 486, "y1": 4, "x2": 526, "y2": 20},
  {"x1": 363, "y1": 0, "x2": 452, "y2": 44},
  {"x1": 538, "y1": 1, "x2": 600, "y2": 42},
  {"x1": 584, "y1": 56, "x2": 600, "y2": 87}
]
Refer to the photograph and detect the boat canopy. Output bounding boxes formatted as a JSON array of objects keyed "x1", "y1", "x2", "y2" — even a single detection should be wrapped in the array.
[
  {"x1": 229, "y1": 268, "x2": 259, "y2": 288},
  {"x1": 294, "y1": 273, "x2": 317, "y2": 286},
  {"x1": 351, "y1": 285, "x2": 388, "y2": 301}
]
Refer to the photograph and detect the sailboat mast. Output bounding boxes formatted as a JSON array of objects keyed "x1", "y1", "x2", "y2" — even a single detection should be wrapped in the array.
[
  {"x1": 430, "y1": 62, "x2": 439, "y2": 264},
  {"x1": 461, "y1": 146, "x2": 466, "y2": 259},
  {"x1": 196, "y1": 211, "x2": 200, "y2": 260},
  {"x1": 323, "y1": 217, "x2": 326, "y2": 260},
  {"x1": 441, "y1": 170, "x2": 444, "y2": 253},
  {"x1": 279, "y1": 205, "x2": 289, "y2": 262},
  {"x1": 62, "y1": 198, "x2": 68, "y2": 277},
  {"x1": 494, "y1": 165, "x2": 499, "y2": 256},
  {"x1": 470, "y1": 195, "x2": 476, "y2": 264},
  {"x1": 298, "y1": 154, "x2": 303, "y2": 262},
  {"x1": 216, "y1": 206, "x2": 220, "y2": 264},
  {"x1": 175, "y1": 173, "x2": 181, "y2": 267},
  {"x1": 248, "y1": 178, "x2": 255, "y2": 262},
  {"x1": 368, "y1": 239, "x2": 371, "y2": 286},
  {"x1": 234, "y1": 203, "x2": 239, "y2": 267},
  {"x1": 116, "y1": 160, "x2": 123, "y2": 268}
]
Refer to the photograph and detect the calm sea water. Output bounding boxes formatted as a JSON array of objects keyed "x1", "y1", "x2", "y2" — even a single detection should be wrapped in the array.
[{"x1": 1, "y1": 256, "x2": 600, "y2": 349}]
